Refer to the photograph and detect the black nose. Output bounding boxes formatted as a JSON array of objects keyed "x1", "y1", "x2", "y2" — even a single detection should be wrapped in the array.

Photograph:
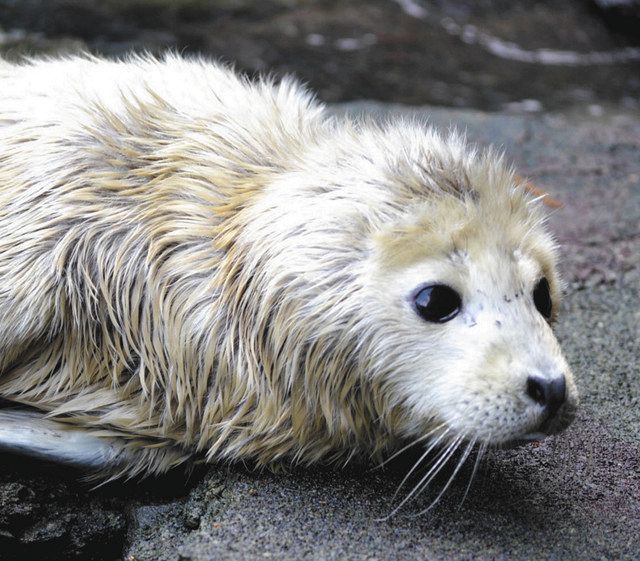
[{"x1": 526, "y1": 375, "x2": 566, "y2": 418}]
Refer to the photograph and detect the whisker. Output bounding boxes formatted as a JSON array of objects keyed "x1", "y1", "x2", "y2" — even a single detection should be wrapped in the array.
[
  {"x1": 390, "y1": 428, "x2": 451, "y2": 503},
  {"x1": 406, "y1": 437, "x2": 466, "y2": 510},
  {"x1": 458, "y1": 438, "x2": 486, "y2": 510},
  {"x1": 413, "y1": 436, "x2": 475, "y2": 517},
  {"x1": 379, "y1": 434, "x2": 463, "y2": 520},
  {"x1": 373, "y1": 424, "x2": 444, "y2": 471},
  {"x1": 407, "y1": 435, "x2": 465, "y2": 504}
]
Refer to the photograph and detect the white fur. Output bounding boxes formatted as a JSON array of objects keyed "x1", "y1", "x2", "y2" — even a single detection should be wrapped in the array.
[{"x1": 0, "y1": 54, "x2": 577, "y2": 476}]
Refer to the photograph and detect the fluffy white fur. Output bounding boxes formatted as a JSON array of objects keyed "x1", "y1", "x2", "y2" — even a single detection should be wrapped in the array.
[{"x1": 0, "y1": 54, "x2": 577, "y2": 477}]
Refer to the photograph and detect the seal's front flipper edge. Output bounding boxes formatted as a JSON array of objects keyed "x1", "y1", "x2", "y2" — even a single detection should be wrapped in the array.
[
  {"x1": 0, "y1": 409, "x2": 124, "y2": 471},
  {"x1": 0, "y1": 409, "x2": 194, "y2": 480}
]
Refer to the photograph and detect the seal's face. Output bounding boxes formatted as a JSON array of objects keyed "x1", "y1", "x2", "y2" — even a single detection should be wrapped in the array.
[
  {"x1": 367, "y1": 183, "x2": 578, "y2": 448},
  {"x1": 380, "y1": 246, "x2": 577, "y2": 446}
]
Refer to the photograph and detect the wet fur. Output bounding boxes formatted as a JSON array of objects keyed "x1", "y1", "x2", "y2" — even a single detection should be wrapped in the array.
[{"x1": 0, "y1": 54, "x2": 576, "y2": 478}]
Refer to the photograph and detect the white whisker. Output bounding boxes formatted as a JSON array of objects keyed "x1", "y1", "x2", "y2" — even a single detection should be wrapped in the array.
[
  {"x1": 373, "y1": 424, "x2": 445, "y2": 471},
  {"x1": 390, "y1": 428, "x2": 451, "y2": 503},
  {"x1": 414, "y1": 436, "x2": 475, "y2": 516},
  {"x1": 458, "y1": 438, "x2": 486, "y2": 510},
  {"x1": 380, "y1": 434, "x2": 463, "y2": 520}
]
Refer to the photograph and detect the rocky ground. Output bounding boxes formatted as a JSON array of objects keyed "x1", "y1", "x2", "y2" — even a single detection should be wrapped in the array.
[{"x1": 0, "y1": 2, "x2": 639, "y2": 560}]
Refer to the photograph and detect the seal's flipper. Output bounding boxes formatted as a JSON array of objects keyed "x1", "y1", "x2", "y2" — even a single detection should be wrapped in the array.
[
  {"x1": 0, "y1": 409, "x2": 123, "y2": 470},
  {"x1": 0, "y1": 409, "x2": 194, "y2": 479}
]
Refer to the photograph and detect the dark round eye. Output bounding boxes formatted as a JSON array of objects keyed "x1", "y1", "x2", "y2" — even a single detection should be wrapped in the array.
[
  {"x1": 533, "y1": 277, "x2": 552, "y2": 319},
  {"x1": 413, "y1": 284, "x2": 462, "y2": 323}
]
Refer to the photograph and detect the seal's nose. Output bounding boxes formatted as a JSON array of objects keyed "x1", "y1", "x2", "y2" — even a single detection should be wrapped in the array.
[{"x1": 526, "y1": 375, "x2": 566, "y2": 418}]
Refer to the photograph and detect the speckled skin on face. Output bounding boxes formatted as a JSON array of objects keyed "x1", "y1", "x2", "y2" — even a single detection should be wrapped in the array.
[{"x1": 0, "y1": 54, "x2": 577, "y2": 478}]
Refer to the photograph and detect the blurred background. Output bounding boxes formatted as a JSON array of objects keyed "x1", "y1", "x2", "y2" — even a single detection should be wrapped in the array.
[{"x1": 1, "y1": 0, "x2": 639, "y2": 113}]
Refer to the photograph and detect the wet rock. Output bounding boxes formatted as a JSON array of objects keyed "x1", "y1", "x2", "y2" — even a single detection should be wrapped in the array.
[
  {"x1": 0, "y1": 459, "x2": 127, "y2": 560},
  {"x1": 592, "y1": 0, "x2": 640, "y2": 38},
  {"x1": 1, "y1": 0, "x2": 639, "y2": 110}
]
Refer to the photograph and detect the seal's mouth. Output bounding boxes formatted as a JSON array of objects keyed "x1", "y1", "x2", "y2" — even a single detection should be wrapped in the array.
[{"x1": 501, "y1": 402, "x2": 577, "y2": 449}]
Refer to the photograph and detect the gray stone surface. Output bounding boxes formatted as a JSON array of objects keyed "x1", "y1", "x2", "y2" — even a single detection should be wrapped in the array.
[{"x1": 1, "y1": 103, "x2": 638, "y2": 561}]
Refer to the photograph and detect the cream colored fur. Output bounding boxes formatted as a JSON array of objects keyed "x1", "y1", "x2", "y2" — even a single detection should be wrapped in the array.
[{"x1": 0, "y1": 54, "x2": 577, "y2": 477}]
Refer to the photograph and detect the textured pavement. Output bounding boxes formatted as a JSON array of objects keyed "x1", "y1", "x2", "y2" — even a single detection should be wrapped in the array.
[{"x1": 1, "y1": 105, "x2": 639, "y2": 561}]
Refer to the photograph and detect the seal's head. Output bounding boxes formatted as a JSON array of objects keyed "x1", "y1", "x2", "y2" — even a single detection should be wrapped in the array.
[
  {"x1": 248, "y1": 120, "x2": 579, "y2": 459},
  {"x1": 352, "y1": 125, "x2": 579, "y2": 448},
  {"x1": 212, "y1": 117, "x2": 578, "y2": 466}
]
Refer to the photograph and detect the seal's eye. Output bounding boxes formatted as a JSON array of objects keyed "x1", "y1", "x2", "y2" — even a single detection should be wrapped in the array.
[
  {"x1": 414, "y1": 285, "x2": 461, "y2": 323},
  {"x1": 533, "y1": 277, "x2": 552, "y2": 319}
]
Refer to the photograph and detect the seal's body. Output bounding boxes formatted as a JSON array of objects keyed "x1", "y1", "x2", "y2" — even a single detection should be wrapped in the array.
[{"x1": 0, "y1": 55, "x2": 577, "y2": 477}]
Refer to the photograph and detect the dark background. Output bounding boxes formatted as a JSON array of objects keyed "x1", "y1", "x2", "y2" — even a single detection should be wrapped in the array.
[{"x1": 1, "y1": 0, "x2": 639, "y2": 111}]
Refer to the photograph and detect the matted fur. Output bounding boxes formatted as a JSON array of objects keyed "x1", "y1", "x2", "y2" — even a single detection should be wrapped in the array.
[{"x1": 0, "y1": 54, "x2": 577, "y2": 477}]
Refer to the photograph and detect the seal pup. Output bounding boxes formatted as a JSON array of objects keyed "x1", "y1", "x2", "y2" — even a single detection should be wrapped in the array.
[{"x1": 0, "y1": 54, "x2": 578, "y2": 481}]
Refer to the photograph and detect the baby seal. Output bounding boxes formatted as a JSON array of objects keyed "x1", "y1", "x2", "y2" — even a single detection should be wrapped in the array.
[{"x1": 0, "y1": 54, "x2": 577, "y2": 479}]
